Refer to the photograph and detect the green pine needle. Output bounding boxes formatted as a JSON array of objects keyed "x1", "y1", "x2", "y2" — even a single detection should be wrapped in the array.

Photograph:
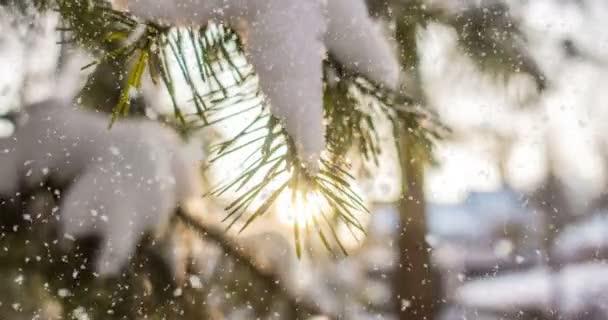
[{"x1": 51, "y1": 0, "x2": 446, "y2": 257}]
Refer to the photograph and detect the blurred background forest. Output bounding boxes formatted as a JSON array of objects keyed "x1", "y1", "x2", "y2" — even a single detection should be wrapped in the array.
[{"x1": 2, "y1": 0, "x2": 608, "y2": 319}]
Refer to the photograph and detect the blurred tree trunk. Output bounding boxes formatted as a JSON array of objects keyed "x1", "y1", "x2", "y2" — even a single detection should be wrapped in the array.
[
  {"x1": 530, "y1": 145, "x2": 576, "y2": 265},
  {"x1": 392, "y1": 134, "x2": 440, "y2": 320},
  {"x1": 532, "y1": 174, "x2": 573, "y2": 258},
  {"x1": 390, "y1": 5, "x2": 441, "y2": 316}
]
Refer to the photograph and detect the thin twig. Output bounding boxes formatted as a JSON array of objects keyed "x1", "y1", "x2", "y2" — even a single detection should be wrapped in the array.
[{"x1": 175, "y1": 208, "x2": 332, "y2": 319}]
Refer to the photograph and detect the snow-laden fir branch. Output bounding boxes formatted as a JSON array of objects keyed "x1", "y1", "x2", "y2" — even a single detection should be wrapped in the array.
[
  {"x1": 113, "y1": 0, "x2": 403, "y2": 169},
  {"x1": 46, "y1": 0, "x2": 445, "y2": 254}
]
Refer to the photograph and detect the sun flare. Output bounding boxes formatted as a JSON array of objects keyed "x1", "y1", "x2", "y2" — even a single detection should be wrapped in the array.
[{"x1": 275, "y1": 188, "x2": 327, "y2": 226}]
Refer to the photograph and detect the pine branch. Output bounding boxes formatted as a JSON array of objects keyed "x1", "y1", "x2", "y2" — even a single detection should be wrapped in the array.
[
  {"x1": 447, "y1": 2, "x2": 546, "y2": 89},
  {"x1": 387, "y1": 0, "x2": 545, "y2": 90},
  {"x1": 324, "y1": 57, "x2": 448, "y2": 162},
  {"x1": 201, "y1": 96, "x2": 377, "y2": 257},
  {"x1": 175, "y1": 208, "x2": 330, "y2": 318},
  {"x1": 50, "y1": 0, "x2": 446, "y2": 256}
]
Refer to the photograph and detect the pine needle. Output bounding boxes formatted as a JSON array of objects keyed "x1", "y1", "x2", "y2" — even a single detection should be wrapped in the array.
[{"x1": 50, "y1": 0, "x2": 447, "y2": 258}]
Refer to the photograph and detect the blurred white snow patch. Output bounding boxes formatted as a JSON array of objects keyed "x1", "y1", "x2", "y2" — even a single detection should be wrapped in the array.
[
  {"x1": 425, "y1": 137, "x2": 502, "y2": 204},
  {"x1": 418, "y1": 5, "x2": 608, "y2": 203},
  {"x1": 558, "y1": 263, "x2": 608, "y2": 317},
  {"x1": 513, "y1": 0, "x2": 608, "y2": 67},
  {"x1": 541, "y1": 61, "x2": 608, "y2": 210},
  {"x1": 417, "y1": 22, "x2": 538, "y2": 135},
  {"x1": 515, "y1": 0, "x2": 582, "y2": 42},
  {"x1": 57, "y1": 288, "x2": 72, "y2": 298},
  {"x1": 0, "y1": 8, "x2": 82, "y2": 108},
  {"x1": 505, "y1": 120, "x2": 548, "y2": 192},
  {"x1": 493, "y1": 238, "x2": 514, "y2": 258},
  {"x1": 325, "y1": 0, "x2": 401, "y2": 90},
  {"x1": 455, "y1": 267, "x2": 552, "y2": 312},
  {"x1": 72, "y1": 307, "x2": 91, "y2": 320},
  {"x1": 552, "y1": 213, "x2": 608, "y2": 263},
  {"x1": 0, "y1": 119, "x2": 15, "y2": 137},
  {"x1": 367, "y1": 204, "x2": 399, "y2": 236},
  {"x1": 508, "y1": 0, "x2": 608, "y2": 208},
  {"x1": 21, "y1": 12, "x2": 62, "y2": 105},
  {"x1": 456, "y1": 263, "x2": 608, "y2": 316},
  {"x1": 418, "y1": 21, "x2": 546, "y2": 202},
  {"x1": 416, "y1": 23, "x2": 458, "y2": 78},
  {"x1": 0, "y1": 8, "x2": 27, "y2": 115},
  {"x1": 188, "y1": 275, "x2": 203, "y2": 289},
  {"x1": 54, "y1": 49, "x2": 95, "y2": 104}
]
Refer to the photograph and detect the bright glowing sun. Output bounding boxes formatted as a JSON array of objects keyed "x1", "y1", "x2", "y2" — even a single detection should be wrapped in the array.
[{"x1": 275, "y1": 188, "x2": 326, "y2": 226}]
